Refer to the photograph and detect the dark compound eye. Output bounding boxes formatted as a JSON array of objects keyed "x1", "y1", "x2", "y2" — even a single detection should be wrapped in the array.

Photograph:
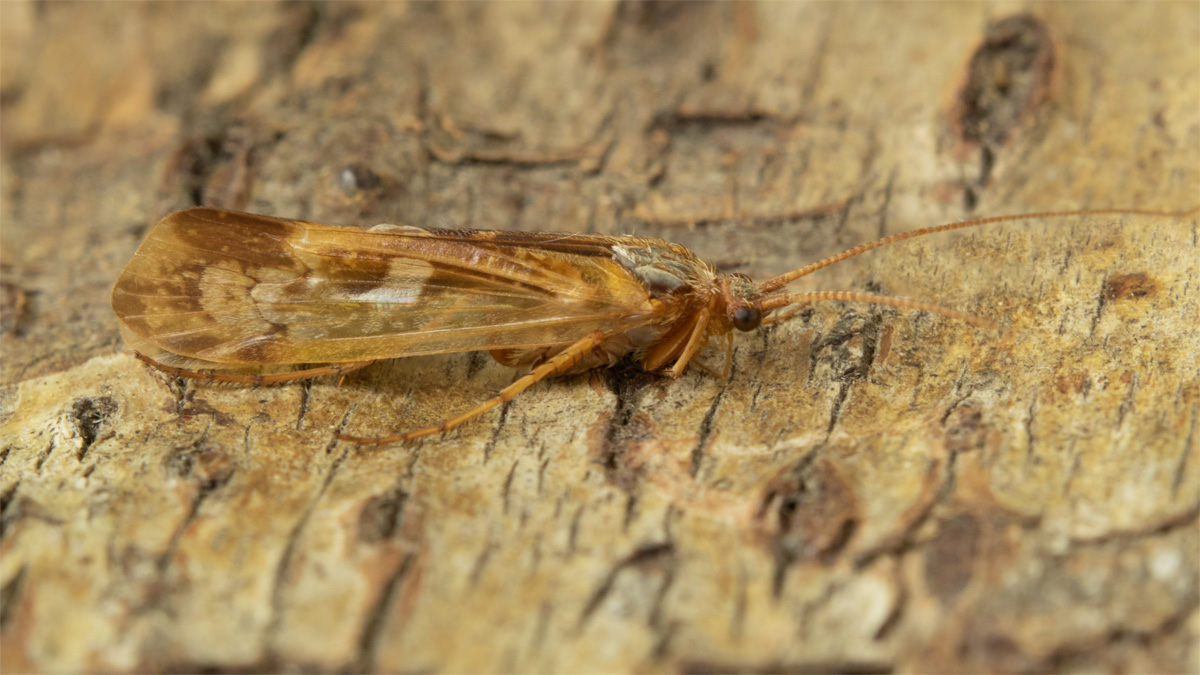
[{"x1": 732, "y1": 305, "x2": 761, "y2": 331}]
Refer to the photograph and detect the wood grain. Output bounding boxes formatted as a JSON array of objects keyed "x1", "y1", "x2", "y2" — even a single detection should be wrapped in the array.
[{"x1": 1, "y1": 3, "x2": 1196, "y2": 672}]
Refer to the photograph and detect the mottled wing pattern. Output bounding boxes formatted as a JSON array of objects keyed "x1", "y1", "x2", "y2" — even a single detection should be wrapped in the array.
[{"x1": 111, "y1": 208, "x2": 659, "y2": 365}]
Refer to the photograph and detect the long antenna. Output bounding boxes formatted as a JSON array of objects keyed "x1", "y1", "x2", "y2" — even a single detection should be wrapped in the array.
[{"x1": 756, "y1": 207, "x2": 1198, "y2": 293}]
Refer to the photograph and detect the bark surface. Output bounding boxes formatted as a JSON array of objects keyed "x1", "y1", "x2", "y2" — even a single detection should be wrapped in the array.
[{"x1": 1, "y1": 3, "x2": 1197, "y2": 672}]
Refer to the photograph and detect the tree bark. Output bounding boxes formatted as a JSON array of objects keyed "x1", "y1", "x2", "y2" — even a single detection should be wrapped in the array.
[{"x1": 1, "y1": 2, "x2": 1197, "y2": 672}]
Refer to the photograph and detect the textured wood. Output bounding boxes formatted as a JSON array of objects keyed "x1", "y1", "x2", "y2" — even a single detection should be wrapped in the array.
[{"x1": 1, "y1": 2, "x2": 1197, "y2": 673}]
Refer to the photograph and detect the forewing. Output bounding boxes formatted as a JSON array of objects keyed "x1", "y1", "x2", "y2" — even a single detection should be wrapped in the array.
[{"x1": 112, "y1": 208, "x2": 656, "y2": 364}]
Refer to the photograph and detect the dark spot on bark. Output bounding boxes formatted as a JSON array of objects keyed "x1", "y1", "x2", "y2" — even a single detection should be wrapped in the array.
[
  {"x1": 972, "y1": 634, "x2": 1026, "y2": 671},
  {"x1": 944, "y1": 406, "x2": 985, "y2": 455},
  {"x1": 337, "y1": 164, "x2": 384, "y2": 196},
  {"x1": 956, "y1": 14, "x2": 1055, "y2": 149},
  {"x1": 153, "y1": 122, "x2": 265, "y2": 214},
  {"x1": 200, "y1": 121, "x2": 258, "y2": 211},
  {"x1": 126, "y1": 221, "x2": 149, "y2": 239},
  {"x1": 1103, "y1": 272, "x2": 1157, "y2": 301},
  {"x1": 164, "y1": 443, "x2": 234, "y2": 491},
  {"x1": 1055, "y1": 370, "x2": 1091, "y2": 397},
  {"x1": 597, "y1": 361, "x2": 658, "y2": 492},
  {"x1": 954, "y1": 13, "x2": 1054, "y2": 204},
  {"x1": 962, "y1": 185, "x2": 979, "y2": 211},
  {"x1": 70, "y1": 396, "x2": 117, "y2": 461},
  {"x1": 598, "y1": 1, "x2": 725, "y2": 74},
  {"x1": 358, "y1": 487, "x2": 408, "y2": 543},
  {"x1": 621, "y1": 1, "x2": 693, "y2": 30},
  {"x1": 151, "y1": 139, "x2": 214, "y2": 214},
  {"x1": 0, "y1": 274, "x2": 30, "y2": 336},
  {"x1": 924, "y1": 512, "x2": 980, "y2": 604},
  {"x1": 354, "y1": 552, "x2": 415, "y2": 673},
  {"x1": 578, "y1": 542, "x2": 675, "y2": 627},
  {"x1": 262, "y1": 3, "x2": 321, "y2": 75},
  {"x1": 0, "y1": 484, "x2": 17, "y2": 539},
  {"x1": 760, "y1": 459, "x2": 860, "y2": 595},
  {"x1": 0, "y1": 84, "x2": 24, "y2": 108},
  {"x1": 175, "y1": 397, "x2": 236, "y2": 427}
]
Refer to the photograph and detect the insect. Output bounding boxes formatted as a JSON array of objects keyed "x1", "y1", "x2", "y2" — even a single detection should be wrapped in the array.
[{"x1": 111, "y1": 206, "x2": 1191, "y2": 444}]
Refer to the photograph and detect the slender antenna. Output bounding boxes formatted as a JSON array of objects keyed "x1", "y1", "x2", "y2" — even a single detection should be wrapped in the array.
[
  {"x1": 758, "y1": 290, "x2": 1007, "y2": 331},
  {"x1": 756, "y1": 207, "x2": 1199, "y2": 293}
]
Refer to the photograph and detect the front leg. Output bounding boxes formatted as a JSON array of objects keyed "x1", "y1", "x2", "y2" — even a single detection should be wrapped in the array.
[{"x1": 667, "y1": 306, "x2": 713, "y2": 378}]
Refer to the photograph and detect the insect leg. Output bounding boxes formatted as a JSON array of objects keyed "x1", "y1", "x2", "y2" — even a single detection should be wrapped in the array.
[
  {"x1": 135, "y1": 352, "x2": 374, "y2": 385},
  {"x1": 722, "y1": 330, "x2": 734, "y2": 378},
  {"x1": 688, "y1": 359, "x2": 723, "y2": 378},
  {"x1": 680, "y1": 332, "x2": 732, "y2": 378},
  {"x1": 668, "y1": 306, "x2": 713, "y2": 378},
  {"x1": 338, "y1": 330, "x2": 609, "y2": 445}
]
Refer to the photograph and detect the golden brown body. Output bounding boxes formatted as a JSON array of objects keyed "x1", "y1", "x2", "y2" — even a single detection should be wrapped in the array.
[{"x1": 114, "y1": 207, "x2": 1184, "y2": 443}]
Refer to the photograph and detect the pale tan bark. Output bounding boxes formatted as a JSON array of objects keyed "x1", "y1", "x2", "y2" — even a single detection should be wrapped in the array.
[{"x1": 2, "y1": 3, "x2": 1197, "y2": 672}]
